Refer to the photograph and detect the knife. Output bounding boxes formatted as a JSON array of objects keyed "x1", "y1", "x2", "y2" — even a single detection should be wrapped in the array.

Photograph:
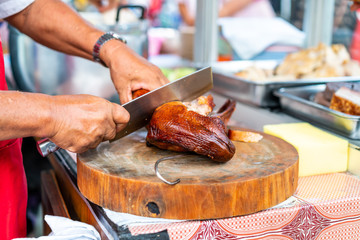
[{"x1": 37, "y1": 66, "x2": 213, "y2": 157}]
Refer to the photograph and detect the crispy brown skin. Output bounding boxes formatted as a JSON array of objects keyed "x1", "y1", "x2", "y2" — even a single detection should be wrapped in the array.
[
  {"x1": 146, "y1": 100, "x2": 236, "y2": 162},
  {"x1": 213, "y1": 99, "x2": 236, "y2": 125}
]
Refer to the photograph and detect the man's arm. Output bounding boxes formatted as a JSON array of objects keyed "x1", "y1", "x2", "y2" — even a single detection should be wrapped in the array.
[
  {"x1": 6, "y1": 0, "x2": 169, "y2": 104},
  {"x1": 0, "y1": 91, "x2": 129, "y2": 153},
  {"x1": 6, "y1": 0, "x2": 100, "y2": 61}
]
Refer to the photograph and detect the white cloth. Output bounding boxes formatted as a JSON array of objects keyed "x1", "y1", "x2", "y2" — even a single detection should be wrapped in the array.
[
  {"x1": 65, "y1": 152, "x2": 184, "y2": 227},
  {"x1": 0, "y1": 0, "x2": 35, "y2": 19},
  {"x1": 104, "y1": 208, "x2": 184, "y2": 227},
  {"x1": 219, "y1": 17, "x2": 306, "y2": 59},
  {"x1": 14, "y1": 215, "x2": 101, "y2": 240}
]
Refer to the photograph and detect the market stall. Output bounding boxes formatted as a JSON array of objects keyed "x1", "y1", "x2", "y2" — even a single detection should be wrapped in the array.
[{"x1": 5, "y1": 0, "x2": 360, "y2": 239}]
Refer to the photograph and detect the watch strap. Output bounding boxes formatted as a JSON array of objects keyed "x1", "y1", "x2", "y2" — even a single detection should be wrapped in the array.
[{"x1": 92, "y1": 32, "x2": 126, "y2": 67}]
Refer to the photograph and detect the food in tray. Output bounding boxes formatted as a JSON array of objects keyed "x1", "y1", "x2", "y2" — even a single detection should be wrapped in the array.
[
  {"x1": 234, "y1": 66, "x2": 295, "y2": 82},
  {"x1": 330, "y1": 87, "x2": 360, "y2": 116},
  {"x1": 235, "y1": 43, "x2": 360, "y2": 82},
  {"x1": 146, "y1": 95, "x2": 237, "y2": 162},
  {"x1": 323, "y1": 82, "x2": 360, "y2": 102},
  {"x1": 314, "y1": 82, "x2": 360, "y2": 107},
  {"x1": 313, "y1": 82, "x2": 360, "y2": 116}
]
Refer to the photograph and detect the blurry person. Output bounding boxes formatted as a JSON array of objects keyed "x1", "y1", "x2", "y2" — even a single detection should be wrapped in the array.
[
  {"x1": 177, "y1": 0, "x2": 275, "y2": 26},
  {"x1": 290, "y1": 0, "x2": 357, "y2": 50}
]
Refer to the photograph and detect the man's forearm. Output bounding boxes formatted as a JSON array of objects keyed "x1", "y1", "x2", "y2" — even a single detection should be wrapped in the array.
[
  {"x1": 0, "y1": 91, "x2": 54, "y2": 140},
  {"x1": 5, "y1": 0, "x2": 103, "y2": 61}
]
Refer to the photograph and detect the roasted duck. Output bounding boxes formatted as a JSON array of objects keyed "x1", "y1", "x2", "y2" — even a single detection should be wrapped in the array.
[{"x1": 146, "y1": 95, "x2": 236, "y2": 162}]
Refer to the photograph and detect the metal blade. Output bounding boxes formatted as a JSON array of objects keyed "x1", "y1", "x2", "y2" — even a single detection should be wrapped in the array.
[{"x1": 111, "y1": 66, "x2": 213, "y2": 142}]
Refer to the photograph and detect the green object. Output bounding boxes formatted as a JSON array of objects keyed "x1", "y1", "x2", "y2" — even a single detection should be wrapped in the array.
[{"x1": 161, "y1": 67, "x2": 196, "y2": 82}]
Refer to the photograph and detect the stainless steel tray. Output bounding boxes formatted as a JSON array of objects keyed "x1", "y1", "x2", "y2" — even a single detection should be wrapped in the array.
[
  {"x1": 274, "y1": 84, "x2": 360, "y2": 139},
  {"x1": 211, "y1": 60, "x2": 360, "y2": 108}
]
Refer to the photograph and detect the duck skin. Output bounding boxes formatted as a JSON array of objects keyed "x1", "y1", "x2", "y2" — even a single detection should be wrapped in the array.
[{"x1": 146, "y1": 95, "x2": 236, "y2": 162}]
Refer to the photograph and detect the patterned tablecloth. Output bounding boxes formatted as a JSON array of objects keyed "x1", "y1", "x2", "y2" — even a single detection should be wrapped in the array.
[{"x1": 125, "y1": 172, "x2": 360, "y2": 240}]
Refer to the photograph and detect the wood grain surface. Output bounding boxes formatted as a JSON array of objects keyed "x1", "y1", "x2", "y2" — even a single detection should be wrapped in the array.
[{"x1": 77, "y1": 126, "x2": 299, "y2": 220}]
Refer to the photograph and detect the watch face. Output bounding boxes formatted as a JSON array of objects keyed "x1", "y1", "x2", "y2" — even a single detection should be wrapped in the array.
[
  {"x1": 112, "y1": 32, "x2": 120, "y2": 38},
  {"x1": 109, "y1": 32, "x2": 126, "y2": 44}
]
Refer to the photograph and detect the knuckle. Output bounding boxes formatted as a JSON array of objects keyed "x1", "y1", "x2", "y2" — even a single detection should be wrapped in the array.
[{"x1": 106, "y1": 129, "x2": 117, "y2": 140}]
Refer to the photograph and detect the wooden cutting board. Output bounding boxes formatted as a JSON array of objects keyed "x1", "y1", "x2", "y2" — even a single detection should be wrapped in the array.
[{"x1": 77, "y1": 126, "x2": 299, "y2": 220}]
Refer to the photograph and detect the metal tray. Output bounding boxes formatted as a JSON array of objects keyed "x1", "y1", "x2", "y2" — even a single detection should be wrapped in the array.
[
  {"x1": 274, "y1": 84, "x2": 360, "y2": 139},
  {"x1": 211, "y1": 60, "x2": 360, "y2": 108}
]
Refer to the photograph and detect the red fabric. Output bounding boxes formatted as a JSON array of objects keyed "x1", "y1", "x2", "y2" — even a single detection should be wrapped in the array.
[
  {"x1": 148, "y1": 0, "x2": 162, "y2": 19},
  {"x1": 0, "y1": 37, "x2": 27, "y2": 238},
  {"x1": 350, "y1": 10, "x2": 360, "y2": 62}
]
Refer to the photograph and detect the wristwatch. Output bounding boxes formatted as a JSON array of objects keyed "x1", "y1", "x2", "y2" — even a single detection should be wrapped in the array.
[{"x1": 92, "y1": 32, "x2": 127, "y2": 67}]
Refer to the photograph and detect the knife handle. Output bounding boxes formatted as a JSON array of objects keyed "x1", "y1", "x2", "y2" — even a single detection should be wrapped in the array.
[{"x1": 37, "y1": 138, "x2": 60, "y2": 157}]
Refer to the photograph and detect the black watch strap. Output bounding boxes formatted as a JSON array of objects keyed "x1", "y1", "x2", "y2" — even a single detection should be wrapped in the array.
[{"x1": 92, "y1": 32, "x2": 126, "y2": 67}]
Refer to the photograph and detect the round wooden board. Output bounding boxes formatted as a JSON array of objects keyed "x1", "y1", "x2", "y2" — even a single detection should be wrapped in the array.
[{"x1": 77, "y1": 127, "x2": 299, "y2": 220}]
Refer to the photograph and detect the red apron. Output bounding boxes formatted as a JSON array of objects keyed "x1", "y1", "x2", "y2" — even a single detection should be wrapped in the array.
[{"x1": 0, "y1": 36, "x2": 27, "y2": 238}]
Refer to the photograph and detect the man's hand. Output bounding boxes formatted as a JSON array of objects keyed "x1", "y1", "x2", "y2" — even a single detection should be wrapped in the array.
[
  {"x1": 99, "y1": 40, "x2": 169, "y2": 104},
  {"x1": 48, "y1": 94, "x2": 129, "y2": 153}
]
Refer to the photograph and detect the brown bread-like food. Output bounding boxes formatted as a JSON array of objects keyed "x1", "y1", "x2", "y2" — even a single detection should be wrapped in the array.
[
  {"x1": 313, "y1": 82, "x2": 360, "y2": 108},
  {"x1": 146, "y1": 95, "x2": 236, "y2": 162},
  {"x1": 324, "y1": 82, "x2": 360, "y2": 102},
  {"x1": 330, "y1": 87, "x2": 360, "y2": 116}
]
